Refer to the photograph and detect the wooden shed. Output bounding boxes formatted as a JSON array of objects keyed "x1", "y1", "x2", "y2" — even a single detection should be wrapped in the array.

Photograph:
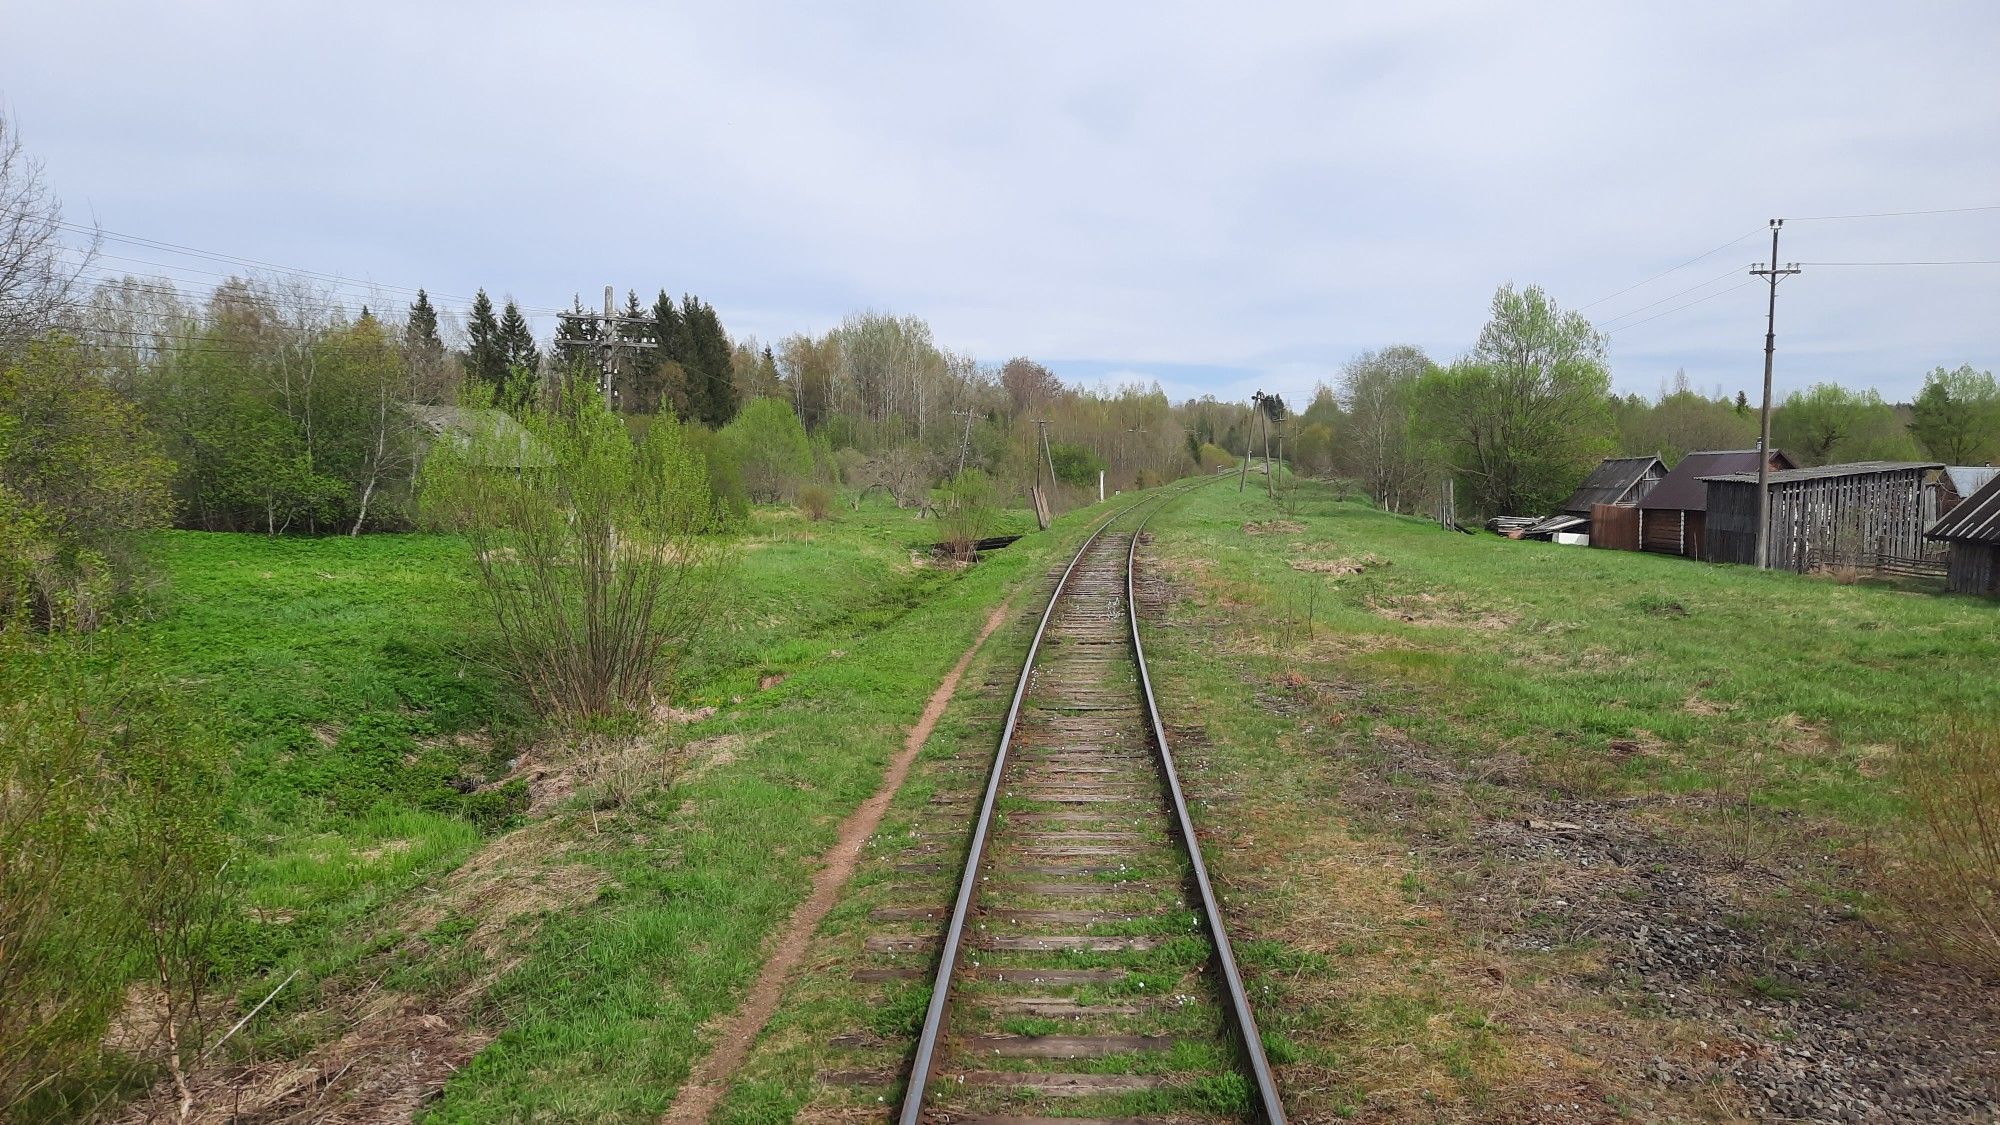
[
  {"x1": 1634, "y1": 448, "x2": 1793, "y2": 558},
  {"x1": 1700, "y1": 460, "x2": 1944, "y2": 574},
  {"x1": 1925, "y1": 471, "x2": 2000, "y2": 594},
  {"x1": 1562, "y1": 455, "x2": 1668, "y2": 517}
]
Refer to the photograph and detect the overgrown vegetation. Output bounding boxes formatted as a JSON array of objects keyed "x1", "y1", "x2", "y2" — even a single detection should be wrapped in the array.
[
  {"x1": 1899, "y1": 719, "x2": 2000, "y2": 975},
  {"x1": 421, "y1": 381, "x2": 728, "y2": 720}
]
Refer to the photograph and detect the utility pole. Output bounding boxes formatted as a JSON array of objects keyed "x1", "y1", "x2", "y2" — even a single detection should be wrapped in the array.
[
  {"x1": 1240, "y1": 392, "x2": 1263, "y2": 493},
  {"x1": 556, "y1": 285, "x2": 656, "y2": 411},
  {"x1": 1749, "y1": 221, "x2": 1802, "y2": 570},
  {"x1": 1032, "y1": 419, "x2": 1057, "y2": 494},
  {"x1": 951, "y1": 409, "x2": 977, "y2": 477}
]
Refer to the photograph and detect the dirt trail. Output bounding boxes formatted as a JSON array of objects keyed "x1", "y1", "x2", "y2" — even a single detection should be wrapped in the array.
[{"x1": 661, "y1": 594, "x2": 1016, "y2": 1125}]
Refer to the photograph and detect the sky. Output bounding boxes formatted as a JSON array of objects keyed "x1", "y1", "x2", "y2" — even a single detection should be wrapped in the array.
[{"x1": 5, "y1": 1, "x2": 1998, "y2": 407}]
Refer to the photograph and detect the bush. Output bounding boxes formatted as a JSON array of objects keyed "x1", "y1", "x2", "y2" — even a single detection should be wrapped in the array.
[
  {"x1": 1, "y1": 335, "x2": 176, "y2": 630},
  {"x1": 1046, "y1": 442, "x2": 1106, "y2": 487},
  {"x1": 421, "y1": 381, "x2": 731, "y2": 720},
  {"x1": 0, "y1": 631, "x2": 230, "y2": 1113},
  {"x1": 940, "y1": 468, "x2": 996, "y2": 560},
  {"x1": 719, "y1": 397, "x2": 811, "y2": 503},
  {"x1": 1897, "y1": 720, "x2": 2000, "y2": 976},
  {"x1": 797, "y1": 484, "x2": 833, "y2": 521},
  {"x1": 1196, "y1": 443, "x2": 1236, "y2": 472}
]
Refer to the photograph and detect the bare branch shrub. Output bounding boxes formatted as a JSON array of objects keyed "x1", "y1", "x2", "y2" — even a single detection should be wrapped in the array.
[
  {"x1": 421, "y1": 382, "x2": 730, "y2": 720},
  {"x1": 1897, "y1": 720, "x2": 2000, "y2": 976}
]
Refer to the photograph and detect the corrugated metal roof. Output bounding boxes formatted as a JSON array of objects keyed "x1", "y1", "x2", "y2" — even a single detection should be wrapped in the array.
[
  {"x1": 1561, "y1": 455, "x2": 1665, "y2": 515},
  {"x1": 1640, "y1": 449, "x2": 1794, "y2": 512},
  {"x1": 1929, "y1": 471, "x2": 2000, "y2": 544},
  {"x1": 1944, "y1": 466, "x2": 1999, "y2": 497},
  {"x1": 1699, "y1": 460, "x2": 1943, "y2": 485}
]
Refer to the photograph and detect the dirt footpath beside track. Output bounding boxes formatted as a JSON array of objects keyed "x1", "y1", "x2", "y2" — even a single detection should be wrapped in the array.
[{"x1": 661, "y1": 595, "x2": 1016, "y2": 1125}]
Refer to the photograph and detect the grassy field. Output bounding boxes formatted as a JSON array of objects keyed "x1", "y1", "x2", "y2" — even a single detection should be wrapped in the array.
[
  {"x1": 101, "y1": 497, "x2": 1121, "y2": 1122},
  {"x1": 1135, "y1": 479, "x2": 2000, "y2": 1121}
]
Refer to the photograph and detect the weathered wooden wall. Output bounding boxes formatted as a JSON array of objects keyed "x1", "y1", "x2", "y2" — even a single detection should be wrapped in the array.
[
  {"x1": 1946, "y1": 543, "x2": 1999, "y2": 594},
  {"x1": 1705, "y1": 468, "x2": 1942, "y2": 573}
]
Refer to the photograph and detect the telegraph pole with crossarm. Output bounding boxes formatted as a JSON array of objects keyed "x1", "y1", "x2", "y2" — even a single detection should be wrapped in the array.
[
  {"x1": 1749, "y1": 222, "x2": 1802, "y2": 570},
  {"x1": 556, "y1": 286, "x2": 657, "y2": 411}
]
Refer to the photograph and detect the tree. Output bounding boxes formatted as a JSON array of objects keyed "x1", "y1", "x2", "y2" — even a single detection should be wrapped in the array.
[
  {"x1": 496, "y1": 299, "x2": 540, "y2": 410},
  {"x1": 1047, "y1": 441, "x2": 1105, "y2": 487},
  {"x1": 464, "y1": 289, "x2": 506, "y2": 400},
  {"x1": 1002, "y1": 358, "x2": 1065, "y2": 416},
  {"x1": 719, "y1": 397, "x2": 812, "y2": 502},
  {"x1": 1772, "y1": 382, "x2": 1917, "y2": 465},
  {"x1": 1413, "y1": 285, "x2": 1613, "y2": 517},
  {"x1": 0, "y1": 113, "x2": 93, "y2": 349},
  {"x1": 1909, "y1": 365, "x2": 2000, "y2": 464},
  {"x1": 1337, "y1": 345, "x2": 1433, "y2": 512},
  {"x1": 1613, "y1": 372, "x2": 1756, "y2": 466},
  {"x1": 404, "y1": 288, "x2": 450, "y2": 401},
  {"x1": 1, "y1": 336, "x2": 176, "y2": 627}
]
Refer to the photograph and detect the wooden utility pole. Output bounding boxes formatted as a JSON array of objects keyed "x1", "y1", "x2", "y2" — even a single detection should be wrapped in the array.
[
  {"x1": 1239, "y1": 391, "x2": 1263, "y2": 492},
  {"x1": 556, "y1": 285, "x2": 656, "y2": 410},
  {"x1": 951, "y1": 409, "x2": 977, "y2": 476},
  {"x1": 1749, "y1": 221, "x2": 1802, "y2": 570}
]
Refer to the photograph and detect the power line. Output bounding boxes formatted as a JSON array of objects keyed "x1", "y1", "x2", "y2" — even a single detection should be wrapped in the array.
[
  {"x1": 1596, "y1": 264, "x2": 1746, "y2": 328},
  {"x1": 1579, "y1": 227, "x2": 1764, "y2": 310},
  {"x1": 1789, "y1": 204, "x2": 2000, "y2": 221},
  {"x1": 1603, "y1": 279, "x2": 1758, "y2": 336},
  {"x1": 1794, "y1": 259, "x2": 2000, "y2": 267}
]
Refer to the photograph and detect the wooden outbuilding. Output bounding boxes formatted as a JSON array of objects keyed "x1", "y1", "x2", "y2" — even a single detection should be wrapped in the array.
[
  {"x1": 1932, "y1": 466, "x2": 1998, "y2": 519},
  {"x1": 1700, "y1": 460, "x2": 1944, "y2": 574},
  {"x1": 1925, "y1": 471, "x2": 2000, "y2": 594},
  {"x1": 1557, "y1": 454, "x2": 1666, "y2": 549},
  {"x1": 1633, "y1": 448, "x2": 1794, "y2": 558}
]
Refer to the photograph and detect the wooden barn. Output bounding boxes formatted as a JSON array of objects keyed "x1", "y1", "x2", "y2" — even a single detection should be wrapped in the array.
[
  {"x1": 1932, "y1": 466, "x2": 1998, "y2": 519},
  {"x1": 1525, "y1": 454, "x2": 1666, "y2": 543},
  {"x1": 1701, "y1": 460, "x2": 1945, "y2": 574},
  {"x1": 1926, "y1": 470, "x2": 2000, "y2": 594},
  {"x1": 1632, "y1": 448, "x2": 1794, "y2": 558}
]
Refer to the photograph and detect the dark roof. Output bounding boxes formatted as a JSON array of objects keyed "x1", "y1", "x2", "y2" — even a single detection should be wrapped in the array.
[
  {"x1": 1640, "y1": 449, "x2": 1795, "y2": 512},
  {"x1": 1928, "y1": 471, "x2": 2000, "y2": 544},
  {"x1": 1561, "y1": 455, "x2": 1665, "y2": 515},
  {"x1": 1700, "y1": 460, "x2": 1943, "y2": 485}
]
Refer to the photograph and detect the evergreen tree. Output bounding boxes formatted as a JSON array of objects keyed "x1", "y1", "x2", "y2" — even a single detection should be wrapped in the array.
[
  {"x1": 406, "y1": 289, "x2": 441, "y2": 354},
  {"x1": 652, "y1": 289, "x2": 691, "y2": 417},
  {"x1": 683, "y1": 295, "x2": 737, "y2": 427},
  {"x1": 491, "y1": 300, "x2": 541, "y2": 413},
  {"x1": 465, "y1": 289, "x2": 507, "y2": 397},
  {"x1": 498, "y1": 299, "x2": 540, "y2": 376},
  {"x1": 622, "y1": 289, "x2": 663, "y2": 413}
]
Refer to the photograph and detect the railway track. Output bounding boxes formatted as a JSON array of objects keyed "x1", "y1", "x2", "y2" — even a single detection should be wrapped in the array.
[{"x1": 849, "y1": 489, "x2": 1286, "y2": 1124}]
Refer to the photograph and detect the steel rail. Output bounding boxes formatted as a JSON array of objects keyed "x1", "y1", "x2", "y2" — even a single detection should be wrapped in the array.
[
  {"x1": 896, "y1": 499, "x2": 1141, "y2": 1125},
  {"x1": 1128, "y1": 481, "x2": 1288, "y2": 1125}
]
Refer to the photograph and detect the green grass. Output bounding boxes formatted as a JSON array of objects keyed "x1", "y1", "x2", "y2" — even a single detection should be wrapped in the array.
[
  {"x1": 1155, "y1": 482, "x2": 2000, "y2": 823},
  {"x1": 1128, "y1": 478, "x2": 1999, "y2": 1119},
  {"x1": 107, "y1": 496, "x2": 1104, "y2": 1120}
]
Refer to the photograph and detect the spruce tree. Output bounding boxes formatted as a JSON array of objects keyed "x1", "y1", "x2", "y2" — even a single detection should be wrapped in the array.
[
  {"x1": 465, "y1": 289, "x2": 507, "y2": 398},
  {"x1": 622, "y1": 290, "x2": 662, "y2": 413},
  {"x1": 498, "y1": 300, "x2": 540, "y2": 374},
  {"x1": 685, "y1": 297, "x2": 738, "y2": 426},
  {"x1": 652, "y1": 289, "x2": 691, "y2": 418},
  {"x1": 406, "y1": 289, "x2": 441, "y2": 354}
]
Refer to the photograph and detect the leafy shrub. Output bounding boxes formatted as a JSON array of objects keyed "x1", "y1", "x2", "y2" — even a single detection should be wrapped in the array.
[
  {"x1": 797, "y1": 484, "x2": 833, "y2": 521},
  {"x1": 718, "y1": 397, "x2": 811, "y2": 503},
  {"x1": 1047, "y1": 442, "x2": 1106, "y2": 487},
  {"x1": 421, "y1": 379, "x2": 731, "y2": 720}
]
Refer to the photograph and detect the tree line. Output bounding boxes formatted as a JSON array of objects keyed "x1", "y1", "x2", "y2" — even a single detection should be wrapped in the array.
[{"x1": 1284, "y1": 287, "x2": 1998, "y2": 521}]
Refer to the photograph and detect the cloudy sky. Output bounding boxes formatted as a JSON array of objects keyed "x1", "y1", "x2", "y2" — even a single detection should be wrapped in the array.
[{"x1": 6, "y1": 1, "x2": 1997, "y2": 405}]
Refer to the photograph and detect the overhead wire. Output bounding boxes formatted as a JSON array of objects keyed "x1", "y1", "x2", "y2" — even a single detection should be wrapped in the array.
[
  {"x1": 1605, "y1": 280, "x2": 1757, "y2": 337},
  {"x1": 1579, "y1": 227, "x2": 1764, "y2": 311},
  {"x1": 1595, "y1": 263, "x2": 1747, "y2": 329}
]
